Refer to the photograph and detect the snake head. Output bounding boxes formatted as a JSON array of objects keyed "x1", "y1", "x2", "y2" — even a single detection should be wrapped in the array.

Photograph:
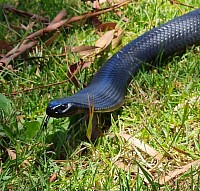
[
  {"x1": 46, "y1": 102, "x2": 73, "y2": 118},
  {"x1": 46, "y1": 99, "x2": 87, "y2": 118}
]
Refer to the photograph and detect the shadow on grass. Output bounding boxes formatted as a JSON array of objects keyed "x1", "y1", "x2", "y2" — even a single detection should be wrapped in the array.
[{"x1": 44, "y1": 112, "x2": 115, "y2": 160}]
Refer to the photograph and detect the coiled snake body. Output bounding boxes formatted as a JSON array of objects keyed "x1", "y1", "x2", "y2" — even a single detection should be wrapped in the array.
[{"x1": 46, "y1": 8, "x2": 200, "y2": 118}]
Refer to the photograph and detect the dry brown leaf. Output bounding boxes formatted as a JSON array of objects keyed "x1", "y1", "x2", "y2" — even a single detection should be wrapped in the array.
[
  {"x1": 49, "y1": 172, "x2": 58, "y2": 182},
  {"x1": 115, "y1": 10, "x2": 129, "y2": 22},
  {"x1": 112, "y1": 27, "x2": 123, "y2": 49},
  {"x1": 95, "y1": 29, "x2": 115, "y2": 49},
  {"x1": 67, "y1": 60, "x2": 92, "y2": 88},
  {"x1": 45, "y1": 31, "x2": 60, "y2": 46},
  {"x1": 70, "y1": 46, "x2": 98, "y2": 53},
  {"x1": 93, "y1": 0, "x2": 101, "y2": 9},
  {"x1": 7, "y1": 149, "x2": 16, "y2": 160},
  {"x1": 65, "y1": 165, "x2": 73, "y2": 172},
  {"x1": 67, "y1": 62, "x2": 82, "y2": 88},
  {"x1": 159, "y1": 159, "x2": 200, "y2": 185},
  {"x1": 115, "y1": 161, "x2": 130, "y2": 171},
  {"x1": 96, "y1": 22, "x2": 117, "y2": 32},
  {"x1": 90, "y1": 15, "x2": 103, "y2": 27},
  {"x1": 16, "y1": 114, "x2": 25, "y2": 124},
  {"x1": 20, "y1": 159, "x2": 31, "y2": 168},
  {"x1": 81, "y1": 60, "x2": 92, "y2": 70},
  {"x1": 69, "y1": 46, "x2": 99, "y2": 58},
  {"x1": 117, "y1": 133, "x2": 163, "y2": 160}
]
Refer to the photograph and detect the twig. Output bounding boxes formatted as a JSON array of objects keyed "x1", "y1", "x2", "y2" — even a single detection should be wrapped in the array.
[
  {"x1": 63, "y1": 0, "x2": 131, "y2": 26},
  {"x1": 3, "y1": 5, "x2": 50, "y2": 23},
  {"x1": 169, "y1": 0, "x2": 196, "y2": 9},
  {"x1": 3, "y1": 80, "x2": 69, "y2": 96},
  {"x1": 49, "y1": 9, "x2": 67, "y2": 26}
]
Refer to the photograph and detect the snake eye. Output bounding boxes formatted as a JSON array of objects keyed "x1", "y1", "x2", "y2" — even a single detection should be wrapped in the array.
[
  {"x1": 46, "y1": 103, "x2": 73, "y2": 117},
  {"x1": 54, "y1": 103, "x2": 72, "y2": 114},
  {"x1": 46, "y1": 99, "x2": 86, "y2": 118},
  {"x1": 58, "y1": 104, "x2": 67, "y2": 111}
]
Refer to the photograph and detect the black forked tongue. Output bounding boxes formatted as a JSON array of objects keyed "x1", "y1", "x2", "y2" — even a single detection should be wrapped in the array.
[{"x1": 41, "y1": 115, "x2": 50, "y2": 129}]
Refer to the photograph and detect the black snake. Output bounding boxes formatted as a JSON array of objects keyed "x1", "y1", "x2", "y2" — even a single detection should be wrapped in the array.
[{"x1": 46, "y1": 8, "x2": 200, "y2": 118}]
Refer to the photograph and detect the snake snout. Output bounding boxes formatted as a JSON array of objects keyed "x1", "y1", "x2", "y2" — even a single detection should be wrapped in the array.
[{"x1": 46, "y1": 102, "x2": 73, "y2": 118}]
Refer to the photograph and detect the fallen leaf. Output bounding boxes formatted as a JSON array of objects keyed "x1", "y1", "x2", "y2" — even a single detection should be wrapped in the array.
[
  {"x1": 70, "y1": 46, "x2": 98, "y2": 53},
  {"x1": 115, "y1": 10, "x2": 129, "y2": 22},
  {"x1": 45, "y1": 31, "x2": 60, "y2": 46},
  {"x1": 93, "y1": 0, "x2": 101, "y2": 9},
  {"x1": 81, "y1": 60, "x2": 92, "y2": 70},
  {"x1": 7, "y1": 149, "x2": 16, "y2": 160},
  {"x1": 1, "y1": 0, "x2": 131, "y2": 67},
  {"x1": 90, "y1": 15, "x2": 103, "y2": 27},
  {"x1": 67, "y1": 60, "x2": 92, "y2": 87},
  {"x1": 159, "y1": 159, "x2": 200, "y2": 184},
  {"x1": 117, "y1": 133, "x2": 163, "y2": 160},
  {"x1": 96, "y1": 22, "x2": 117, "y2": 32},
  {"x1": 95, "y1": 29, "x2": 115, "y2": 49},
  {"x1": 67, "y1": 62, "x2": 82, "y2": 88},
  {"x1": 16, "y1": 114, "x2": 25, "y2": 124},
  {"x1": 112, "y1": 27, "x2": 123, "y2": 49},
  {"x1": 65, "y1": 165, "x2": 72, "y2": 172},
  {"x1": 115, "y1": 161, "x2": 130, "y2": 171},
  {"x1": 69, "y1": 46, "x2": 99, "y2": 58},
  {"x1": 49, "y1": 172, "x2": 57, "y2": 182}
]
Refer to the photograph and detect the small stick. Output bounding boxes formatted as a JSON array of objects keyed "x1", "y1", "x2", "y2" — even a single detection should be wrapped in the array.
[
  {"x1": 3, "y1": 5, "x2": 49, "y2": 23},
  {"x1": 3, "y1": 79, "x2": 69, "y2": 96}
]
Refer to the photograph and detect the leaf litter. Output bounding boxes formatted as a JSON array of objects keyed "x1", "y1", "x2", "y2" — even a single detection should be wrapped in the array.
[
  {"x1": 1, "y1": 0, "x2": 127, "y2": 94},
  {"x1": 108, "y1": 132, "x2": 200, "y2": 185}
]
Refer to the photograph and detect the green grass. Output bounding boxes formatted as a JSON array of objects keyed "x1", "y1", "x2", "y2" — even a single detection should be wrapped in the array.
[{"x1": 0, "y1": 0, "x2": 200, "y2": 190}]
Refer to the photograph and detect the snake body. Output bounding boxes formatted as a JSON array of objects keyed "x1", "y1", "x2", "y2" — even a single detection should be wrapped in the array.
[{"x1": 46, "y1": 8, "x2": 200, "y2": 118}]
